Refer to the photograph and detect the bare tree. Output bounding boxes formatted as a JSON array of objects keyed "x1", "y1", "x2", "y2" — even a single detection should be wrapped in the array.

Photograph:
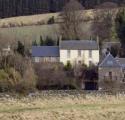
[
  {"x1": 34, "y1": 63, "x2": 70, "y2": 90},
  {"x1": 60, "y1": 0, "x2": 84, "y2": 40},
  {"x1": 95, "y1": 2, "x2": 118, "y2": 9},
  {"x1": 74, "y1": 64, "x2": 87, "y2": 89},
  {"x1": 91, "y1": 2, "x2": 118, "y2": 49}
]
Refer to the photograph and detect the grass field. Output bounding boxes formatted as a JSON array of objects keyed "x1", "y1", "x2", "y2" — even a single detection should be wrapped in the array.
[
  {"x1": 0, "y1": 8, "x2": 119, "y2": 46},
  {"x1": 0, "y1": 24, "x2": 60, "y2": 45},
  {"x1": 0, "y1": 91, "x2": 125, "y2": 120},
  {"x1": 0, "y1": 9, "x2": 94, "y2": 45},
  {"x1": 0, "y1": 10, "x2": 94, "y2": 27},
  {"x1": 0, "y1": 22, "x2": 92, "y2": 46}
]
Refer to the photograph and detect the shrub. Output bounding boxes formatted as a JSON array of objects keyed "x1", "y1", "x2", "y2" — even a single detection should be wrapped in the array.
[
  {"x1": 64, "y1": 61, "x2": 72, "y2": 71},
  {"x1": 32, "y1": 40, "x2": 38, "y2": 46},
  {"x1": 0, "y1": 54, "x2": 28, "y2": 76},
  {"x1": 47, "y1": 16, "x2": 55, "y2": 24},
  {"x1": 16, "y1": 66, "x2": 37, "y2": 94},
  {"x1": 45, "y1": 36, "x2": 55, "y2": 46},
  {"x1": 34, "y1": 63, "x2": 75, "y2": 90},
  {"x1": 85, "y1": 66, "x2": 98, "y2": 81},
  {"x1": 0, "y1": 67, "x2": 37, "y2": 94},
  {"x1": 0, "y1": 54, "x2": 37, "y2": 94},
  {"x1": 39, "y1": 36, "x2": 44, "y2": 46},
  {"x1": 37, "y1": 20, "x2": 45, "y2": 25},
  {"x1": 16, "y1": 41, "x2": 25, "y2": 56},
  {"x1": 0, "y1": 68, "x2": 21, "y2": 92}
]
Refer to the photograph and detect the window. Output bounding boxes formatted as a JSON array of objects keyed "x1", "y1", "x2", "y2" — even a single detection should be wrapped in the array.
[
  {"x1": 109, "y1": 71, "x2": 112, "y2": 80},
  {"x1": 35, "y1": 57, "x2": 39, "y2": 63},
  {"x1": 67, "y1": 50, "x2": 71, "y2": 58},
  {"x1": 78, "y1": 50, "x2": 81, "y2": 57},
  {"x1": 89, "y1": 50, "x2": 92, "y2": 58}
]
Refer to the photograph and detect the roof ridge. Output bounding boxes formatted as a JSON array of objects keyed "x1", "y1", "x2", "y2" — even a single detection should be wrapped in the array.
[{"x1": 32, "y1": 46, "x2": 59, "y2": 47}]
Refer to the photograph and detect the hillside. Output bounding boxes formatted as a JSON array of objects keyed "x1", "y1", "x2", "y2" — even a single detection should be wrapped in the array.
[
  {"x1": 0, "y1": 10, "x2": 94, "y2": 28},
  {"x1": 0, "y1": 0, "x2": 124, "y2": 18},
  {"x1": 0, "y1": 8, "x2": 119, "y2": 47},
  {"x1": 0, "y1": 9, "x2": 95, "y2": 46},
  {"x1": 0, "y1": 13, "x2": 60, "y2": 28}
]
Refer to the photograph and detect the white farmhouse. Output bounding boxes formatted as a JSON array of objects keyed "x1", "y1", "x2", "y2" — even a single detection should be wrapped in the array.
[
  {"x1": 59, "y1": 40, "x2": 99, "y2": 66},
  {"x1": 32, "y1": 40, "x2": 99, "y2": 67}
]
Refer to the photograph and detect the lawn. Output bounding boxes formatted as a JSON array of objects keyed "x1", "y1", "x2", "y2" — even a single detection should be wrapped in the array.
[{"x1": 0, "y1": 91, "x2": 125, "y2": 120}]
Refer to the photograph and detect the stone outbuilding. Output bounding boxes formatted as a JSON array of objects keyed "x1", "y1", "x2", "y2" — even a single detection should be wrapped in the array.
[{"x1": 99, "y1": 53, "x2": 125, "y2": 90}]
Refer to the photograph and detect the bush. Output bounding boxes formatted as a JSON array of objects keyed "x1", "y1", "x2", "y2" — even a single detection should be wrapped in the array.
[
  {"x1": 32, "y1": 40, "x2": 38, "y2": 46},
  {"x1": 0, "y1": 54, "x2": 28, "y2": 76},
  {"x1": 39, "y1": 36, "x2": 44, "y2": 46},
  {"x1": 0, "y1": 68, "x2": 21, "y2": 92},
  {"x1": 0, "y1": 54, "x2": 37, "y2": 94},
  {"x1": 64, "y1": 61, "x2": 72, "y2": 71},
  {"x1": 47, "y1": 16, "x2": 55, "y2": 24},
  {"x1": 85, "y1": 66, "x2": 98, "y2": 81},
  {"x1": 45, "y1": 36, "x2": 55, "y2": 46},
  {"x1": 16, "y1": 66, "x2": 37, "y2": 94},
  {"x1": 34, "y1": 63, "x2": 75, "y2": 90},
  {"x1": 16, "y1": 41, "x2": 25, "y2": 56}
]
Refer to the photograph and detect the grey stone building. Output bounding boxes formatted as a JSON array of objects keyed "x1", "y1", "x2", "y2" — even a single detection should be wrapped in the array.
[{"x1": 99, "y1": 53, "x2": 125, "y2": 90}]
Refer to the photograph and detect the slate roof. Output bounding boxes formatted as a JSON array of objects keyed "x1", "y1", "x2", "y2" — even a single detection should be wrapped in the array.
[
  {"x1": 60, "y1": 40, "x2": 99, "y2": 50},
  {"x1": 102, "y1": 42, "x2": 121, "y2": 49},
  {"x1": 99, "y1": 53, "x2": 121, "y2": 68},
  {"x1": 32, "y1": 46, "x2": 59, "y2": 57},
  {"x1": 115, "y1": 58, "x2": 125, "y2": 69}
]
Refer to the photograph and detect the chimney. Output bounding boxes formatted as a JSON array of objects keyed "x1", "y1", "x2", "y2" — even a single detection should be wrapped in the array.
[
  {"x1": 59, "y1": 35, "x2": 62, "y2": 46},
  {"x1": 96, "y1": 35, "x2": 99, "y2": 49}
]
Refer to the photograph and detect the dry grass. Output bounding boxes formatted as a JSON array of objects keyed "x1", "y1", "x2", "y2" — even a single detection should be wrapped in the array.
[
  {"x1": 0, "y1": 22, "x2": 92, "y2": 46},
  {"x1": 0, "y1": 91, "x2": 125, "y2": 120},
  {"x1": 0, "y1": 10, "x2": 94, "y2": 45},
  {"x1": 0, "y1": 10, "x2": 94, "y2": 28},
  {"x1": 0, "y1": 8, "x2": 119, "y2": 45}
]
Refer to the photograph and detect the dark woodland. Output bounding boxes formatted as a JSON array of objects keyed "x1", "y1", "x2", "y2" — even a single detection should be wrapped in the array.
[{"x1": 0, "y1": 0, "x2": 125, "y2": 18}]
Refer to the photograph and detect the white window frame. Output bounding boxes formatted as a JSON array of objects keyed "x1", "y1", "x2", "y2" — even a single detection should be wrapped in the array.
[
  {"x1": 35, "y1": 57, "x2": 40, "y2": 63},
  {"x1": 67, "y1": 50, "x2": 71, "y2": 58},
  {"x1": 78, "y1": 50, "x2": 81, "y2": 57},
  {"x1": 89, "y1": 50, "x2": 92, "y2": 58}
]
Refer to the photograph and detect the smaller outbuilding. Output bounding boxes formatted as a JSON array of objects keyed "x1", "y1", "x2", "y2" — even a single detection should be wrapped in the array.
[
  {"x1": 99, "y1": 53, "x2": 125, "y2": 90},
  {"x1": 32, "y1": 46, "x2": 59, "y2": 63}
]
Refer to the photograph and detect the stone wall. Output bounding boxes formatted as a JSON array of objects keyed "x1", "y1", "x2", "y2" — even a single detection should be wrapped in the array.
[{"x1": 98, "y1": 67, "x2": 124, "y2": 90}]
